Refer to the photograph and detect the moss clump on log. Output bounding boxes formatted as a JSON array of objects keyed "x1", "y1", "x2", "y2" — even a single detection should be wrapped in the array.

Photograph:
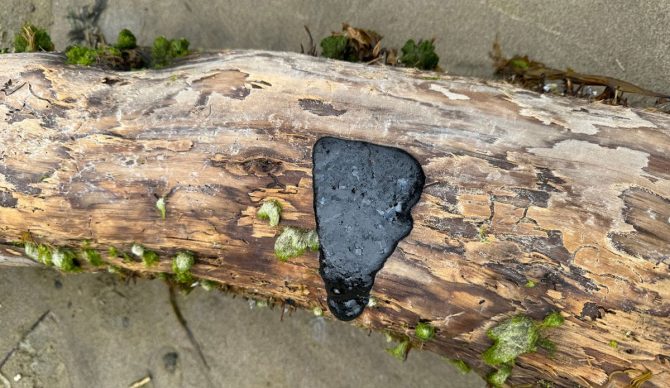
[
  {"x1": 14, "y1": 24, "x2": 54, "y2": 52},
  {"x1": 483, "y1": 312, "x2": 565, "y2": 386},
  {"x1": 257, "y1": 200, "x2": 283, "y2": 227},
  {"x1": 172, "y1": 251, "x2": 195, "y2": 284},
  {"x1": 274, "y1": 227, "x2": 319, "y2": 261}
]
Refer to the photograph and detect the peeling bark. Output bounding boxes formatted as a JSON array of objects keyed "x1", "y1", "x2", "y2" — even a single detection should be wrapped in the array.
[{"x1": 1, "y1": 50, "x2": 669, "y2": 387}]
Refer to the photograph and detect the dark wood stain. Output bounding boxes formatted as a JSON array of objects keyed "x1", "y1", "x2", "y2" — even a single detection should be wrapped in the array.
[
  {"x1": 609, "y1": 187, "x2": 670, "y2": 264},
  {"x1": 0, "y1": 191, "x2": 18, "y2": 208},
  {"x1": 298, "y1": 98, "x2": 347, "y2": 116}
]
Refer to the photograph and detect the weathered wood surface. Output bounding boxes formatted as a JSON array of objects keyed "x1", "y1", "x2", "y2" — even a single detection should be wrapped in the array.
[{"x1": 1, "y1": 50, "x2": 669, "y2": 387}]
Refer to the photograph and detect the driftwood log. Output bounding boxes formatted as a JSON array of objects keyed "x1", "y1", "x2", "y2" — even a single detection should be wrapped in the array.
[{"x1": 0, "y1": 50, "x2": 668, "y2": 387}]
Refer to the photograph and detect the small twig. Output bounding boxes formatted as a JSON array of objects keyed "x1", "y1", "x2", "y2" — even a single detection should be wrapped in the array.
[
  {"x1": 0, "y1": 310, "x2": 51, "y2": 370},
  {"x1": 301, "y1": 26, "x2": 317, "y2": 56},
  {"x1": 128, "y1": 375, "x2": 151, "y2": 388},
  {"x1": 167, "y1": 282, "x2": 210, "y2": 370},
  {"x1": 1, "y1": 81, "x2": 27, "y2": 96}
]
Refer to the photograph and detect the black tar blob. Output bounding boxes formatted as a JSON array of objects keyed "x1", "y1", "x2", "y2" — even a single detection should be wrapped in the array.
[{"x1": 312, "y1": 137, "x2": 425, "y2": 321}]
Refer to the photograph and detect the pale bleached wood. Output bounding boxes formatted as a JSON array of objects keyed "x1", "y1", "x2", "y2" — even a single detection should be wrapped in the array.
[{"x1": 1, "y1": 50, "x2": 669, "y2": 387}]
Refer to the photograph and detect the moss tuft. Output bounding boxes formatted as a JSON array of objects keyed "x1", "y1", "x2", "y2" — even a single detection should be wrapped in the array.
[
  {"x1": 399, "y1": 39, "x2": 439, "y2": 70},
  {"x1": 608, "y1": 340, "x2": 618, "y2": 349},
  {"x1": 14, "y1": 24, "x2": 54, "y2": 52},
  {"x1": 305, "y1": 229, "x2": 319, "y2": 251},
  {"x1": 483, "y1": 315, "x2": 539, "y2": 366},
  {"x1": 170, "y1": 38, "x2": 189, "y2": 57},
  {"x1": 482, "y1": 311, "x2": 565, "y2": 385},
  {"x1": 51, "y1": 248, "x2": 79, "y2": 272},
  {"x1": 172, "y1": 251, "x2": 195, "y2": 284},
  {"x1": 320, "y1": 35, "x2": 349, "y2": 60},
  {"x1": 415, "y1": 321, "x2": 435, "y2": 341},
  {"x1": 142, "y1": 250, "x2": 159, "y2": 267},
  {"x1": 132, "y1": 243, "x2": 159, "y2": 266},
  {"x1": 386, "y1": 338, "x2": 411, "y2": 361},
  {"x1": 108, "y1": 246, "x2": 119, "y2": 258},
  {"x1": 257, "y1": 199, "x2": 282, "y2": 227},
  {"x1": 65, "y1": 46, "x2": 97, "y2": 66},
  {"x1": 540, "y1": 311, "x2": 564, "y2": 328},
  {"x1": 525, "y1": 279, "x2": 536, "y2": 288},
  {"x1": 447, "y1": 359, "x2": 471, "y2": 374},
  {"x1": 200, "y1": 279, "x2": 216, "y2": 291},
  {"x1": 81, "y1": 247, "x2": 103, "y2": 266},
  {"x1": 274, "y1": 227, "x2": 320, "y2": 261},
  {"x1": 25, "y1": 242, "x2": 53, "y2": 266},
  {"x1": 152, "y1": 36, "x2": 190, "y2": 68},
  {"x1": 37, "y1": 244, "x2": 52, "y2": 266},
  {"x1": 24, "y1": 242, "x2": 39, "y2": 261},
  {"x1": 156, "y1": 197, "x2": 167, "y2": 220},
  {"x1": 487, "y1": 363, "x2": 513, "y2": 387},
  {"x1": 115, "y1": 28, "x2": 137, "y2": 50}
]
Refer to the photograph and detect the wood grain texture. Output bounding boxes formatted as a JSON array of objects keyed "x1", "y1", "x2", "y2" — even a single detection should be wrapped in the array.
[{"x1": 1, "y1": 50, "x2": 669, "y2": 387}]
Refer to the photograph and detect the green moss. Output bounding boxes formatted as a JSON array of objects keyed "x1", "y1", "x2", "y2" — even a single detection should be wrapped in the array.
[
  {"x1": 37, "y1": 244, "x2": 52, "y2": 266},
  {"x1": 24, "y1": 242, "x2": 53, "y2": 266},
  {"x1": 608, "y1": 340, "x2": 618, "y2": 349},
  {"x1": 152, "y1": 36, "x2": 190, "y2": 68},
  {"x1": 66, "y1": 44, "x2": 125, "y2": 67},
  {"x1": 170, "y1": 38, "x2": 189, "y2": 57},
  {"x1": 415, "y1": 322, "x2": 435, "y2": 341},
  {"x1": 172, "y1": 251, "x2": 195, "y2": 284},
  {"x1": 156, "y1": 197, "x2": 167, "y2": 220},
  {"x1": 525, "y1": 279, "x2": 536, "y2": 288},
  {"x1": 447, "y1": 359, "x2": 471, "y2": 374},
  {"x1": 14, "y1": 24, "x2": 54, "y2": 52},
  {"x1": 320, "y1": 35, "x2": 349, "y2": 60},
  {"x1": 65, "y1": 46, "x2": 97, "y2": 66},
  {"x1": 399, "y1": 39, "x2": 439, "y2": 70},
  {"x1": 257, "y1": 200, "x2": 282, "y2": 226},
  {"x1": 98, "y1": 45, "x2": 122, "y2": 57},
  {"x1": 152, "y1": 36, "x2": 171, "y2": 66},
  {"x1": 131, "y1": 243, "x2": 159, "y2": 266},
  {"x1": 115, "y1": 28, "x2": 137, "y2": 50},
  {"x1": 274, "y1": 227, "x2": 320, "y2": 261},
  {"x1": 483, "y1": 315, "x2": 539, "y2": 366},
  {"x1": 305, "y1": 230, "x2": 319, "y2": 251},
  {"x1": 81, "y1": 247, "x2": 103, "y2": 266},
  {"x1": 200, "y1": 279, "x2": 216, "y2": 291},
  {"x1": 108, "y1": 246, "x2": 119, "y2": 258},
  {"x1": 24, "y1": 242, "x2": 39, "y2": 261},
  {"x1": 386, "y1": 338, "x2": 411, "y2": 361},
  {"x1": 255, "y1": 300, "x2": 269, "y2": 308},
  {"x1": 540, "y1": 311, "x2": 564, "y2": 329},
  {"x1": 487, "y1": 363, "x2": 512, "y2": 387},
  {"x1": 51, "y1": 248, "x2": 78, "y2": 272},
  {"x1": 142, "y1": 250, "x2": 159, "y2": 267},
  {"x1": 482, "y1": 311, "x2": 565, "y2": 384},
  {"x1": 509, "y1": 57, "x2": 530, "y2": 72},
  {"x1": 108, "y1": 246, "x2": 132, "y2": 262}
]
